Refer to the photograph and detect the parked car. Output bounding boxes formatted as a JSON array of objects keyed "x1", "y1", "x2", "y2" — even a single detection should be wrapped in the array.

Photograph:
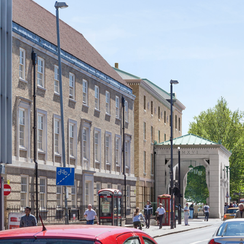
[
  {"x1": 0, "y1": 224, "x2": 157, "y2": 244},
  {"x1": 223, "y1": 207, "x2": 238, "y2": 221},
  {"x1": 208, "y1": 219, "x2": 244, "y2": 244}
]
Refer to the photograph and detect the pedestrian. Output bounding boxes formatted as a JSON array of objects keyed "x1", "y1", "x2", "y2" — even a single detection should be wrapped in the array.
[
  {"x1": 189, "y1": 203, "x2": 194, "y2": 219},
  {"x1": 133, "y1": 207, "x2": 145, "y2": 230},
  {"x1": 235, "y1": 203, "x2": 244, "y2": 218},
  {"x1": 156, "y1": 203, "x2": 165, "y2": 229},
  {"x1": 144, "y1": 200, "x2": 153, "y2": 229},
  {"x1": 84, "y1": 204, "x2": 99, "y2": 225},
  {"x1": 224, "y1": 202, "x2": 228, "y2": 214},
  {"x1": 19, "y1": 207, "x2": 37, "y2": 227},
  {"x1": 233, "y1": 201, "x2": 238, "y2": 207},
  {"x1": 203, "y1": 203, "x2": 210, "y2": 221},
  {"x1": 184, "y1": 203, "x2": 190, "y2": 226},
  {"x1": 193, "y1": 203, "x2": 198, "y2": 218},
  {"x1": 229, "y1": 202, "x2": 233, "y2": 208}
]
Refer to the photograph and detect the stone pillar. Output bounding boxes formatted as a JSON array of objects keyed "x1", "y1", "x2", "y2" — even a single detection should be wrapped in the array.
[{"x1": 208, "y1": 154, "x2": 221, "y2": 218}]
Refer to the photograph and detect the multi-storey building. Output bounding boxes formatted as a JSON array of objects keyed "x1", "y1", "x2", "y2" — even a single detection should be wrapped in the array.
[
  {"x1": 114, "y1": 65, "x2": 185, "y2": 210},
  {"x1": 5, "y1": 0, "x2": 136, "y2": 224}
]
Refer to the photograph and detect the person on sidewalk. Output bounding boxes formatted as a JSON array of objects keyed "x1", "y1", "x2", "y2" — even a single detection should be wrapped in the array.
[
  {"x1": 133, "y1": 207, "x2": 145, "y2": 230},
  {"x1": 156, "y1": 203, "x2": 165, "y2": 229},
  {"x1": 84, "y1": 204, "x2": 99, "y2": 225},
  {"x1": 20, "y1": 207, "x2": 37, "y2": 227},
  {"x1": 184, "y1": 203, "x2": 190, "y2": 226},
  {"x1": 203, "y1": 203, "x2": 210, "y2": 221},
  {"x1": 224, "y1": 202, "x2": 228, "y2": 214},
  {"x1": 144, "y1": 200, "x2": 153, "y2": 229},
  {"x1": 235, "y1": 203, "x2": 244, "y2": 218}
]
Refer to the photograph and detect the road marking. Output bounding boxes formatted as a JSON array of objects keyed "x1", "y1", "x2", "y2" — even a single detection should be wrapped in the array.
[{"x1": 190, "y1": 239, "x2": 209, "y2": 244}]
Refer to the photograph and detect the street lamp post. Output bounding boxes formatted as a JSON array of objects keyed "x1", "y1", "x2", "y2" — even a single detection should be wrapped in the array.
[
  {"x1": 170, "y1": 79, "x2": 179, "y2": 229},
  {"x1": 178, "y1": 147, "x2": 181, "y2": 224},
  {"x1": 55, "y1": 1, "x2": 69, "y2": 225}
]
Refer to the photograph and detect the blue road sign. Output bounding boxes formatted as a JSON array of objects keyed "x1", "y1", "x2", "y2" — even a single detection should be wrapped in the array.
[{"x1": 56, "y1": 167, "x2": 75, "y2": 186}]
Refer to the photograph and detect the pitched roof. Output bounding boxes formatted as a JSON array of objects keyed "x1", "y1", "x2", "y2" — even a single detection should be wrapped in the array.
[
  {"x1": 158, "y1": 133, "x2": 219, "y2": 146},
  {"x1": 13, "y1": 0, "x2": 130, "y2": 89},
  {"x1": 114, "y1": 67, "x2": 186, "y2": 110}
]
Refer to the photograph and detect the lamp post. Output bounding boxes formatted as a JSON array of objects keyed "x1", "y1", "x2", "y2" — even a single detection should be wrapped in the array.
[
  {"x1": 178, "y1": 147, "x2": 181, "y2": 224},
  {"x1": 170, "y1": 79, "x2": 178, "y2": 229},
  {"x1": 55, "y1": 1, "x2": 69, "y2": 225}
]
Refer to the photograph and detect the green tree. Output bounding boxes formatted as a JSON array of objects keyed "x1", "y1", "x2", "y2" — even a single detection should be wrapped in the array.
[
  {"x1": 188, "y1": 97, "x2": 244, "y2": 199},
  {"x1": 185, "y1": 166, "x2": 209, "y2": 203}
]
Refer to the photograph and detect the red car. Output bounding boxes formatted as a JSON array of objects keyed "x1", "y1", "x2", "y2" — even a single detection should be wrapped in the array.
[{"x1": 0, "y1": 225, "x2": 157, "y2": 244}]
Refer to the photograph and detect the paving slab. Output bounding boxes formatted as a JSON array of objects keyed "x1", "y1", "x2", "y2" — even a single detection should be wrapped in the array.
[{"x1": 139, "y1": 218, "x2": 222, "y2": 239}]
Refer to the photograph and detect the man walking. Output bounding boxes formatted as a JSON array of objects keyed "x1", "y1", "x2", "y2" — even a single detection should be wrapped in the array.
[
  {"x1": 144, "y1": 200, "x2": 153, "y2": 228},
  {"x1": 235, "y1": 203, "x2": 244, "y2": 218},
  {"x1": 156, "y1": 203, "x2": 165, "y2": 229},
  {"x1": 184, "y1": 203, "x2": 190, "y2": 226},
  {"x1": 84, "y1": 204, "x2": 99, "y2": 225},
  {"x1": 19, "y1": 207, "x2": 37, "y2": 227},
  {"x1": 203, "y1": 203, "x2": 210, "y2": 221}
]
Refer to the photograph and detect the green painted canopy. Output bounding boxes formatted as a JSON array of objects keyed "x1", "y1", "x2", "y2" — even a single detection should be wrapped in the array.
[{"x1": 157, "y1": 133, "x2": 219, "y2": 146}]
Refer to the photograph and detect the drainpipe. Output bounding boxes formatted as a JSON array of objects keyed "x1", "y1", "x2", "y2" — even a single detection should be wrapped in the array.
[
  {"x1": 31, "y1": 50, "x2": 38, "y2": 222},
  {"x1": 122, "y1": 97, "x2": 126, "y2": 220}
]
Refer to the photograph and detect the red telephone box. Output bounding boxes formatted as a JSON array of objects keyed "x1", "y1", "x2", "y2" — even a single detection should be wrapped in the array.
[
  {"x1": 98, "y1": 189, "x2": 122, "y2": 226},
  {"x1": 157, "y1": 194, "x2": 175, "y2": 226}
]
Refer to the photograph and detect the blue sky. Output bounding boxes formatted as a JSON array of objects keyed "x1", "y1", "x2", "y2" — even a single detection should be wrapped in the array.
[{"x1": 34, "y1": 0, "x2": 244, "y2": 135}]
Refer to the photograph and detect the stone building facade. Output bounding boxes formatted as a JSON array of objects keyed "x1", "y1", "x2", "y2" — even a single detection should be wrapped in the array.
[
  {"x1": 5, "y1": 0, "x2": 136, "y2": 225},
  {"x1": 114, "y1": 66, "x2": 185, "y2": 209}
]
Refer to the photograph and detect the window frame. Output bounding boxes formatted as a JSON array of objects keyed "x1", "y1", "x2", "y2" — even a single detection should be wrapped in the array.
[
  {"x1": 69, "y1": 72, "x2": 75, "y2": 100},
  {"x1": 95, "y1": 85, "x2": 100, "y2": 110},
  {"x1": 115, "y1": 135, "x2": 122, "y2": 169},
  {"x1": 82, "y1": 79, "x2": 88, "y2": 105},
  {"x1": 151, "y1": 153, "x2": 154, "y2": 176},
  {"x1": 105, "y1": 131, "x2": 112, "y2": 168},
  {"x1": 81, "y1": 119, "x2": 91, "y2": 169},
  {"x1": 115, "y1": 96, "x2": 120, "y2": 119},
  {"x1": 151, "y1": 126, "x2": 154, "y2": 143},
  {"x1": 125, "y1": 100, "x2": 128, "y2": 122},
  {"x1": 143, "y1": 122, "x2": 146, "y2": 140},
  {"x1": 39, "y1": 177, "x2": 47, "y2": 210},
  {"x1": 19, "y1": 47, "x2": 25, "y2": 80},
  {"x1": 144, "y1": 96, "x2": 146, "y2": 110},
  {"x1": 37, "y1": 109, "x2": 47, "y2": 158},
  {"x1": 17, "y1": 101, "x2": 31, "y2": 160},
  {"x1": 94, "y1": 128, "x2": 101, "y2": 168},
  {"x1": 53, "y1": 114, "x2": 62, "y2": 158},
  {"x1": 37, "y1": 57, "x2": 45, "y2": 88},
  {"x1": 143, "y1": 151, "x2": 146, "y2": 175},
  {"x1": 71, "y1": 180, "x2": 77, "y2": 208},
  {"x1": 20, "y1": 175, "x2": 28, "y2": 210},
  {"x1": 68, "y1": 119, "x2": 77, "y2": 165},
  {"x1": 105, "y1": 91, "x2": 110, "y2": 115},
  {"x1": 54, "y1": 65, "x2": 59, "y2": 94},
  {"x1": 56, "y1": 185, "x2": 63, "y2": 208},
  {"x1": 175, "y1": 115, "x2": 178, "y2": 129}
]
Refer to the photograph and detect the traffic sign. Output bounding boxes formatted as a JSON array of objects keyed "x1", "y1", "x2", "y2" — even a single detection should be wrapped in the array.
[
  {"x1": 56, "y1": 167, "x2": 75, "y2": 186},
  {"x1": 4, "y1": 184, "x2": 11, "y2": 196}
]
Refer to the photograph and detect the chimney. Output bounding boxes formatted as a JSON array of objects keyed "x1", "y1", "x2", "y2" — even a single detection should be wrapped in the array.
[{"x1": 115, "y1": 63, "x2": 119, "y2": 69}]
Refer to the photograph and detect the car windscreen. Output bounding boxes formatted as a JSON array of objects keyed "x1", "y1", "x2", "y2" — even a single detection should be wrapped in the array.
[
  {"x1": 227, "y1": 209, "x2": 238, "y2": 213},
  {"x1": 0, "y1": 239, "x2": 95, "y2": 244},
  {"x1": 217, "y1": 222, "x2": 244, "y2": 236}
]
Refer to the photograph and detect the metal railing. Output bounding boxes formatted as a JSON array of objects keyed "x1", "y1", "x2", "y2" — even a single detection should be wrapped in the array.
[{"x1": 6, "y1": 205, "x2": 99, "y2": 225}]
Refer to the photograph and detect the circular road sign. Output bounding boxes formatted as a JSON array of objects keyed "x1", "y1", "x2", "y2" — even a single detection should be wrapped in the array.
[{"x1": 4, "y1": 184, "x2": 11, "y2": 196}]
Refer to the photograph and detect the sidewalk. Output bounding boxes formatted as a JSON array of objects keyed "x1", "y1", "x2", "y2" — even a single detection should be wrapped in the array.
[{"x1": 140, "y1": 217, "x2": 222, "y2": 238}]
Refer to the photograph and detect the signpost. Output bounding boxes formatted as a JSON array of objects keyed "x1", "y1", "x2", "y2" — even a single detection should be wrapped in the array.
[
  {"x1": 56, "y1": 167, "x2": 74, "y2": 186},
  {"x1": 4, "y1": 184, "x2": 11, "y2": 196}
]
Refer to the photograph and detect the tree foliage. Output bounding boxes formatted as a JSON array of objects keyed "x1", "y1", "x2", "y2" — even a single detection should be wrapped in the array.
[
  {"x1": 185, "y1": 166, "x2": 209, "y2": 203},
  {"x1": 188, "y1": 97, "x2": 244, "y2": 200}
]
